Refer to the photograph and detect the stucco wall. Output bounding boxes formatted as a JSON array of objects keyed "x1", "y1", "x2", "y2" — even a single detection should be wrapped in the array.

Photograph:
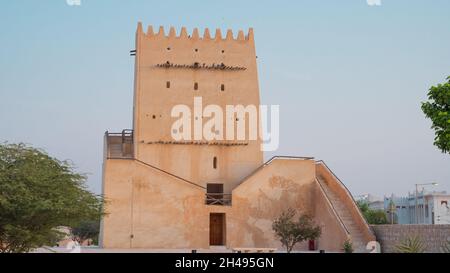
[
  {"x1": 313, "y1": 185, "x2": 349, "y2": 251},
  {"x1": 132, "y1": 24, "x2": 263, "y2": 192},
  {"x1": 371, "y1": 225, "x2": 450, "y2": 253},
  {"x1": 102, "y1": 159, "x2": 209, "y2": 249},
  {"x1": 230, "y1": 159, "x2": 316, "y2": 250},
  {"x1": 231, "y1": 159, "x2": 348, "y2": 251},
  {"x1": 102, "y1": 158, "x2": 350, "y2": 251}
]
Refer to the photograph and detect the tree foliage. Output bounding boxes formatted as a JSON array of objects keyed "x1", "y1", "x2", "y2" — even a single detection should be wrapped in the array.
[
  {"x1": 0, "y1": 143, "x2": 104, "y2": 253},
  {"x1": 343, "y1": 239, "x2": 354, "y2": 253},
  {"x1": 422, "y1": 76, "x2": 450, "y2": 154},
  {"x1": 272, "y1": 208, "x2": 322, "y2": 253},
  {"x1": 357, "y1": 201, "x2": 388, "y2": 225},
  {"x1": 71, "y1": 220, "x2": 100, "y2": 245}
]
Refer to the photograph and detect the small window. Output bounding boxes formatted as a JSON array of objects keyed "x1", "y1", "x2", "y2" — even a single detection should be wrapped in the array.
[
  {"x1": 152, "y1": 115, "x2": 156, "y2": 119},
  {"x1": 221, "y1": 84, "x2": 225, "y2": 91},
  {"x1": 206, "y1": 184, "x2": 224, "y2": 206},
  {"x1": 195, "y1": 48, "x2": 199, "y2": 52},
  {"x1": 166, "y1": 81, "x2": 171, "y2": 88},
  {"x1": 207, "y1": 183, "x2": 223, "y2": 194},
  {"x1": 194, "y1": 82, "x2": 199, "y2": 90},
  {"x1": 167, "y1": 47, "x2": 171, "y2": 51},
  {"x1": 221, "y1": 50, "x2": 225, "y2": 53},
  {"x1": 213, "y1": 157, "x2": 218, "y2": 169}
]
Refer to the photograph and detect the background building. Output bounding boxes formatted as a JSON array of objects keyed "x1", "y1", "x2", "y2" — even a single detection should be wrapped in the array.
[
  {"x1": 384, "y1": 191, "x2": 450, "y2": 225},
  {"x1": 356, "y1": 194, "x2": 384, "y2": 211}
]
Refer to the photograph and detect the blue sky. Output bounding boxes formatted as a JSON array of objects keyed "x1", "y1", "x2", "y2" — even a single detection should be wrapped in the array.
[{"x1": 1, "y1": 0, "x2": 449, "y2": 197}]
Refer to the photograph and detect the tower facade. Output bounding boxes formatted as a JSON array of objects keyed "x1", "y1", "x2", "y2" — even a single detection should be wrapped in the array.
[
  {"x1": 101, "y1": 23, "x2": 375, "y2": 251},
  {"x1": 132, "y1": 23, "x2": 263, "y2": 193}
]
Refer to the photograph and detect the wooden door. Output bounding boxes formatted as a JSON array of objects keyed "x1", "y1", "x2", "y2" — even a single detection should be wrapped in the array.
[{"x1": 210, "y1": 213, "x2": 225, "y2": 246}]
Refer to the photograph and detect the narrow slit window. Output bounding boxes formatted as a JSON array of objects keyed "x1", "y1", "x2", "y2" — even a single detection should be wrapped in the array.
[
  {"x1": 166, "y1": 81, "x2": 171, "y2": 89},
  {"x1": 213, "y1": 157, "x2": 218, "y2": 169},
  {"x1": 221, "y1": 84, "x2": 225, "y2": 91},
  {"x1": 194, "y1": 82, "x2": 199, "y2": 90}
]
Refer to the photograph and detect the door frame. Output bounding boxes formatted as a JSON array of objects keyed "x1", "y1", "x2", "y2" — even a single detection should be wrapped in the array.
[{"x1": 209, "y1": 213, "x2": 226, "y2": 246}]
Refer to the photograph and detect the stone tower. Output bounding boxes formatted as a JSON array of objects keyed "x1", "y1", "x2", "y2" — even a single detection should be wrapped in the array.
[
  {"x1": 132, "y1": 23, "x2": 263, "y2": 193},
  {"x1": 101, "y1": 23, "x2": 376, "y2": 250}
]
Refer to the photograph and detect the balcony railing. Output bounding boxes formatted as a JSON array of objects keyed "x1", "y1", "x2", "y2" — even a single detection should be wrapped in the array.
[
  {"x1": 205, "y1": 193, "x2": 232, "y2": 206},
  {"x1": 105, "y1": 129, "x2": 134, "y2": 159}
]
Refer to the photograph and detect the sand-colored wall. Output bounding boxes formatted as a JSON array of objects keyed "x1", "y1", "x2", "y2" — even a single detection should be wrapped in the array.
[
  {"x1": 229, "y1": 158, "x2": 348, "y2": 251},
  {"x1": 313, "y1": 184, "x2": 349, "y2": 251},
  {"x1": 101, "y1": 24, "x2": 357, "y2": 251},
  {"x1": 102, "y1": 158, "x2": 349, "y2": 251},
  {"x1": 229, "y1": 159, "x2": 315, "y2": 250},
  {"x1": 132, "y1": 24, "x2": 263, "y2": 192},
  {"x1": 102, "y1": 160, "x2": 134, "y2": 248},
  {"x1": 102, "y1": 159, "x2": 209, "y2": 249}
]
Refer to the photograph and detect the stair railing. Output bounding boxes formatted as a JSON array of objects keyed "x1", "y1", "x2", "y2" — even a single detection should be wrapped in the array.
[{"x1": 316, "y1": 160, "x2": 376, "y2": 242}]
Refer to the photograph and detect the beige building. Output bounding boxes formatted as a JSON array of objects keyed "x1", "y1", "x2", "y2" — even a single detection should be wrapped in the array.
[{"x1": 100, "y1": 23, "x2": 375, "y2": 252}]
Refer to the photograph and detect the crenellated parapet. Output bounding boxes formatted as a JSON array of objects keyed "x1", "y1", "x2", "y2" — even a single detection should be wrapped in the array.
[{"x1": 136, "y1": 22, "x2": 254, "y2": 42}]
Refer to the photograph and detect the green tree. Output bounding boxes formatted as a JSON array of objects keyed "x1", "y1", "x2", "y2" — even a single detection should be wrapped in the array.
[
  {"x1": 422, "y1": 76, "x2": 450, "y2": 154},
  {"x1": 71, "y1": 220, "x2": 100, "y2": 246},
  {"x1": 272, "y1": 208, "x2": 322, "y2": 253},
  {"x1": 0, "y1": 143, "x2": 104, "y2": 253},
  {"x1": 343, "y1": 239, "x2": 354, "y2": 253},
  {"x1": 357, "y1": 201, "x2": 388, "y2": 225}
]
